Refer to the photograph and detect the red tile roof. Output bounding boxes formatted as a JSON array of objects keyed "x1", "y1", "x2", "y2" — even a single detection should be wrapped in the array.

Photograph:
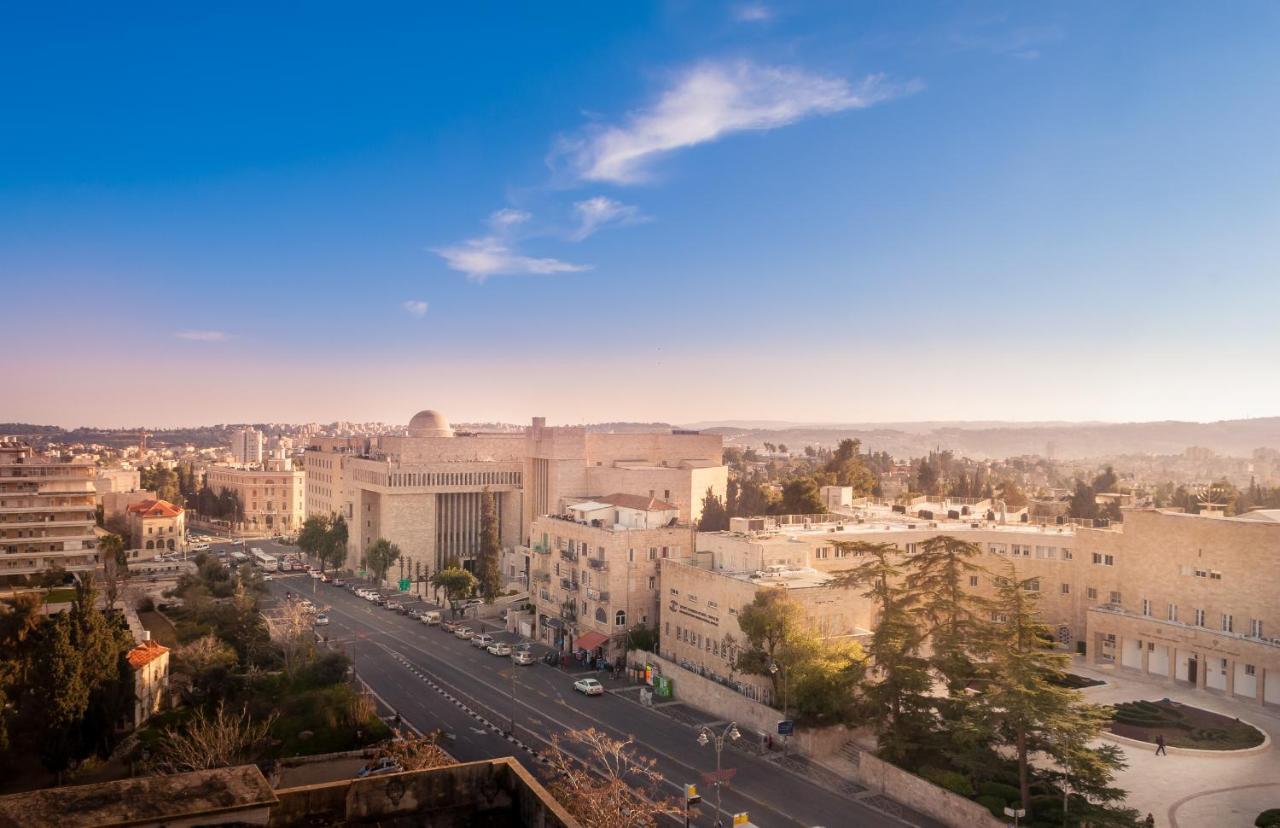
[
  {"x1": 599, "y1": 493, "x2": 680, "y2": 512},
  {"x1": 126, "y1": 639, "x2": 169, "y2": 670},
  {"x1": 126, "y1": 499, "x2": 183, "y2": 518}
]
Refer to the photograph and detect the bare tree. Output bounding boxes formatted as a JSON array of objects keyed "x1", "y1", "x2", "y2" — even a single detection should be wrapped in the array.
[
  {"x1": 379, "y1": 733, "x2": 456, "y2": 771},
  {"x1": 174, "y1": 633, "x2": 238, "y2": 674},
  {"x1": 264, "y1": 598, "x2": 314, "y2": 676},
  {"x1": 542, "y1": 728, "x2": 680, "y2": 828},
  {"x1": 151, "y1": 702, "x2": 276, "y2": 774}
]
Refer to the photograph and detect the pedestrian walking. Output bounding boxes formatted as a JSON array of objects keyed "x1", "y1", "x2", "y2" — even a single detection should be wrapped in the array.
[
  {"x1": 1154, "y1": 734, "x2": 1167, "y2": 755},
  {"x1": 1144, "y1": 813, "x2": 1155, "y2": 827}
]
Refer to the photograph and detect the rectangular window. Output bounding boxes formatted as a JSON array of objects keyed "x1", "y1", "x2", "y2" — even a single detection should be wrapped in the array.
[
  {"x1": 1025, "y1": 578, "x2": 1040, "y2": 592},
  {"x1": 1061, "y1": 583, "x2": 1070, "y2": 595},
  {"x1": 648, "y1": 547, "x2": 657, "y2": 560},
  {"x1": 1061, "y1": 548, "x2": 1073, "y2": 560},
  {"x1": 1109, "y1": 591, "x2": 1121, "y2": 605},
  {"x1": 1142, "y1": 599, "x2": 1152, "y2": 617},
  {"x1": 648, "y1": 576, "x2": 656, "y2": 590},
  {"x1": 1221, "y1": 614, "x2": 1233, "y2": 633},
  {"x1": 969, "y1": 575, "x2": 979, "y2": 587},
  {"x1": 1091, "y1": 552, "x2": 1114, "y2": 566},
  {"x1": 1086, "y1": 587, "x2": 1098, "y2": 600},
  {"x1": 1250, "y1": 619, "x2": 1264, "y2": 638},
  {"x1": 1246, "y1": 664, "x2": 1256, "y2": 676},
  {"x1": 1194, "y1": 608, "x2": 1206, "y2": 627},
  {"x1": 669, "y1": 588, "x2": 678, "y2": 596},
  {"x1": 628, "y1": 548, "x2": 635, "y2": 562},
  {"x1": 1168, "y1": 603, "x2": 1178, "y2": 622}
]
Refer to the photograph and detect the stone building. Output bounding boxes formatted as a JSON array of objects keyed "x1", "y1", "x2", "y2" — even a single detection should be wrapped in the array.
[
  {"x1": 0, "y1": 438, "x2": 99, "y2": 582},
  {"x1": 206, "y1": 457, "x2": 305, "y2": 535},
  {"x1": 126, "y1": 632, "x2": 170, "y2": 728},
  {"x1": 229, "y1": 426, "x2": 264, "y2": 465},
  {"x1": 303, "y1": 409, "x2": 726, "y2": 583},
  {"x1": 530, "y1": 494, "x2": 695, "y2": 657},
  {"x1": 661, "y1": 504, "x2": 1280, "y2": 708},
  {"x1": 126, "y1": 498, "x2": 186, "y2": 553}
]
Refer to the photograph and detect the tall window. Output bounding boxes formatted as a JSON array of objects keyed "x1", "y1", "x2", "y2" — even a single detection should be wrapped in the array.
[
  {"x1": 615, "y1": 610, "x2": 626, "y2": 627},
  {"x1": 1221, "y1": 614, "x2": 1233, "y2": 633},
  {"x1": 1142, "y1": 599, "x2": 1152, "y2": 616},
  {"x1": 1168, "y1": 603, "x2": 1178, "y2": 622},
  {"x1": 1250, "y1": 618, "x2": 1264, "y2": 638},
  {"x1": 1194, "y1": 608, "x2": 1206, "y2": 627}
]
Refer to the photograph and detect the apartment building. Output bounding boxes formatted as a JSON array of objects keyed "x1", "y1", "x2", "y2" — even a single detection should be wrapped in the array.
[
  {"x1": 662, "y1": 504, "x2": 1280, "y2": 707},
  {"x1": 529, "y1": 494, "x2": 695, "y2": 657},
  {"x1": 229, "y1": 427, "x2": 264, "y2": 465},
  {"x1": 205, "y1": 457, "x2": 305, "y2": 534},
  {"x1": 303, "y1": 409, "x2": 726, "y2": 580},
  {"x1": 0, "y1": 438, "x2": 100, "y2": 582}
]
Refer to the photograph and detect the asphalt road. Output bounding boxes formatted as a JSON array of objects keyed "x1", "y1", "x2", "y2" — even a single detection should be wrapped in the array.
[{"x1": 246, "y1": 556, "x2": 922, "y2": 828}]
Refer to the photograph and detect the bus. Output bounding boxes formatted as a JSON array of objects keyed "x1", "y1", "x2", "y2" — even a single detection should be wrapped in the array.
[{"x1": 250, "y1": 548, "x2": 279, "y2": 572}]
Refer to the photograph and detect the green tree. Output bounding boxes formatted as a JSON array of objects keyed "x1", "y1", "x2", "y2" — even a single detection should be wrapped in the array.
[
  {"x1": 29, "y1": 612, "x2": 89, "y2": 777},
  {"x1": 1091, "y1": 466, "x2": 1119, "y2": 494},
  {"x1": 430, "y1": 567, "x2": 478, "y2": 618},
  {"x1": 1068, "y1": 481, "x2": 1098, "y2": 520},
  {"x1": 296, "y1": 514, "x2": 331, "y2": 560},
  {"x1": 325, "y1": 514, "x2": 349, "y2": 572},
  {"x1": 476, "y1": 489, "x2": 502, "y2": 602},
  {"x1": 905, "y1": 536, "x2": 988, "y2": 696},
  {"x1": 982, "y1": 562, "x2": 1130, "y2": 815},
  {"x1": 914, "y1": 458, "x2": 939, "y2": 496},
  {"x1": 365, "y1": 537, "x2": 401, "y2": 585},
  {"x1": 697, "y1": 488, "x2": 730, "y2": 531},
  {"x1": 824, "y1": 438, "x2": 878, "y2": 494},
  {"x1": 780, "y1": 477, "x2": 825, "y2": 514},
  {"x1": 99, "y1": 532, "x2": 129, "y2": 608},
  {"x1": 831, "y1": 541, "x2": 932, "y2": 764},
  {"x1": 734, "y1": 476, "x2": 776, "y2": 517},
  {"x1": 996, "y1": 479, "x2": 1028, "y2": 511}
]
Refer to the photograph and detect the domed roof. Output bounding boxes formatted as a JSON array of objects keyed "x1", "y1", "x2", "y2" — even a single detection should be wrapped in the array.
[{"x1": 407, "y1": 409, "x2": 452, "y2": 438}]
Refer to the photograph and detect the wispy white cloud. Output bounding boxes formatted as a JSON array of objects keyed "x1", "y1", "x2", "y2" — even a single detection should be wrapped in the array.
[
  {"x1": 557, "y1": 60, "x2": 919, "y2": 184},
  {"x1": 732, "y1": 3, "x2": 772, "y2": 22},
  {"x1": 402, "y1": 300, "x2": 429, "y2": 317},
  {"x1": 488, "y1": 208, "x2": 531, "y2": 229},
  {"x1": 570, "y1": 196, "x2": 648, "y2": 241},
  {"x1": 433, "y1": 235, "x2": 589, "y2": 282},
  {"x1": 174, "y1": 330, "x2": 227, "y2": 342}
]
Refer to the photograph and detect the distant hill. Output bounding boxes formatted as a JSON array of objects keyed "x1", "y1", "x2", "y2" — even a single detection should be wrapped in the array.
[{"x1": 681, "y1": 417, "x2": 1280, "y2": 460}]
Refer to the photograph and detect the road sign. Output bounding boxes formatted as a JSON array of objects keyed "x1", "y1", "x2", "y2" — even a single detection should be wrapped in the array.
[
  {"x1": 653, "y1": 675, "x2": 673, "y2": 698},
  {"x1": 684, "y1": 783, "x2": 701, "y2": 805},
  {"x1": 777, "y1": 719, "x2": 794, "y2": 735},
  {"x1": 732, "y1": 813, "x2": 750, "y2": 826},
  {"x1": 701, "y1": 768, "x2": 736, "y2": 785},
  {"x1": 398, "y1": 578, "x2": 411, "y2": 591}
]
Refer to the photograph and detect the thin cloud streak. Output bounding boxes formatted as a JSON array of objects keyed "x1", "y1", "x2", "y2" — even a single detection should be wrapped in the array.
[
  {"x1": 402, "y1": 300, "x2": 429, "y2": 317},
  {"x1": 559, "y1": 60, "x2": 920, "y2": 184},
  {"x1": 433, "y1": 235, "x2": 590, "y2": 282},
  {"x1": 174, "y1": 330, "x2": 228, "y2": 341},
  {"x1": 733, "y1": 3, "x2": 772, "y2": 23},
  {"x1": 570, "y1": 196, "x2": 648, "y2": 241}
]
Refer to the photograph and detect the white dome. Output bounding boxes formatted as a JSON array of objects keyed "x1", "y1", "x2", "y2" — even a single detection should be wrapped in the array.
[{"x1": 407, "y1": 409, "x2": 452, "y2": 438}]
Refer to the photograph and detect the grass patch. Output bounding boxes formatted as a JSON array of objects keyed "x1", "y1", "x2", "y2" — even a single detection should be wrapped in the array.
[
  {"x1": 1110, "y1": 699, "x2": 1264, "y2": 749},
  {"x1": 44, "y1": 587, "x2": 78, "y2": 604},
  {"x1": 137, "y1": 610, "x2": 180, "y2": 648}
]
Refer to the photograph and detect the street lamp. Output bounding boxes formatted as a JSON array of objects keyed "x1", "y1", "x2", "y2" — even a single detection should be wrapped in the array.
[
  {"x1": 769, "y1": 661, "x2": 790, "y2": 752},
  {"x1": 695, "y1": 721, "x2": 740, "y2": 828}
]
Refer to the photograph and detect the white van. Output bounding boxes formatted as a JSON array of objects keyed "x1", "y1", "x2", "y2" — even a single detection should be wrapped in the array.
[{"x1": 420, "y1": 610, "x2": 442, "y2": 625}]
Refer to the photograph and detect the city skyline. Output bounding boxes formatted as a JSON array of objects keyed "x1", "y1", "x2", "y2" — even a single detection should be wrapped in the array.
[{"x1": 4, "y1": 3, "x2": 1280, "y2": 428}]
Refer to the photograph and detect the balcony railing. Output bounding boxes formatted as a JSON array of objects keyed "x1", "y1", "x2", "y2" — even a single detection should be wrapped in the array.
[
  {"x1": 559, "y1": 549, "x2": 579, "y2": 563},
  {"x1": 533, "y1": 543, "x2": 550, "y2": 555},
  {"x1": 586, "y1": 588, "x2": 610, "y2": 602},
  {"x1": 533, "y1": 571, "x2": 551, "y2": 584},
  {"x1": 587, "y1": 558, "x2": 608, "y2": 571},
  {"x1": 560, "y1": 578, "x2": 580, "y2": 592}
]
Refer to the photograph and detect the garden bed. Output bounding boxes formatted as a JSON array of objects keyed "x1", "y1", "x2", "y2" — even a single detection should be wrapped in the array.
[{"x1": 1109, "y1": 699, "x2": 1264, "y2": 749}]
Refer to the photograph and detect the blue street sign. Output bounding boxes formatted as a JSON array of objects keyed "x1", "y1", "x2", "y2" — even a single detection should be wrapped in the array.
[{"x1": 777, "y1": 720, "x2": 794, "y2": 735}]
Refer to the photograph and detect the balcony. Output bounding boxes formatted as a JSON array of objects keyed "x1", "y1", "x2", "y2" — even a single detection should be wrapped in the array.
[
  {"x1": 533, "y1": 571, "x2": 551, "y2": 584},
  {"x1": 586, "y1": 588, "x2": 610, "y2": 603},
  {"x1": 560, "y1": 578, "x2": 579, "y2": 593},
  {"x1": 587, "y1": 558, "x2": 608, "y2": 571},
  {"x1": 533, "y1": 543, "x2": 550, "y2": 555},
  {"x1": 559, "y1": 549, "x2": 579, "y2": 563}
]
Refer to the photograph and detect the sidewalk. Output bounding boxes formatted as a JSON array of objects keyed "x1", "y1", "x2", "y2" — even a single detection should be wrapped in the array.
[{"x1": 1069, "y1": 657, "x2": 1280, "y2": 827}]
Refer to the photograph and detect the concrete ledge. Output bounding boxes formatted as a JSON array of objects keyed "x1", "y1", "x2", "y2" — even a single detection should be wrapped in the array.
[{"x1": 1099, "y1": 720, "x2": 1271, "y2": 758}]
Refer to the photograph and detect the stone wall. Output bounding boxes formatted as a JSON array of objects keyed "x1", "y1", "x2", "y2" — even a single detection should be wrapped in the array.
[{"x1": 852, "y1": 752, "x2": 1004, "y2": 828}]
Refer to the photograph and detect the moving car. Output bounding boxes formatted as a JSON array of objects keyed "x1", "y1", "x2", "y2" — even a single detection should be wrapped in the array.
[
  {"x1": 332, "y1": 578, "x2": 346, "y2": 587},
  {"x1": 453, "y1": 625, "x2": 473, "y2": 639},
  {"x1": 262, "y1": 573, "x2": 273, "y2": 582},
  {"x1": 384, "y1": 600, "x2": 402, "y2": 611},
  {"x1": 420, "y1": 611, "x2": 442, "y2": 625},
  {"x1": 314, "y1": 613, "x2": 329, "y2": 626},
  {"x1": 573, "y1": 678, "x2": 604, "y2": 696},
  {"x1": 471, "y1": 633, "x2": 494, "y2": 649},
  {"x1": 511, "y1": 649, "x2": 536, "y2": 665},
  {"x1": 486, "y1": 642, "x2": 512, "y2": 657}
]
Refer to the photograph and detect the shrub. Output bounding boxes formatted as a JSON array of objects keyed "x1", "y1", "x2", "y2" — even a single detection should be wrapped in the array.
[
  {"x1": 976, "y1": 795, "x2": 1006, "y2": 818},
  {"x1": 299, "y1": 652, "x2": 351, "y2": 687},
  {"x1": 920, "y1": 767, "x2": 973, "y2": 797},
  {"x1": 1254, "y1": 809, "x2": 1280, "y2": 827},
  {"x1": 978, "y1": 781, "x2": 1022, "y2": 804},
  {"x1": 137, "y1": 596, "x2": 156, "y2": 612}
]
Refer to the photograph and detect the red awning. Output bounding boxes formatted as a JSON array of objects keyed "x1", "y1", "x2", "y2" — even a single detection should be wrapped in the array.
[{"x1": 574, "y1": 631, "x2": 609, "y2": 651}]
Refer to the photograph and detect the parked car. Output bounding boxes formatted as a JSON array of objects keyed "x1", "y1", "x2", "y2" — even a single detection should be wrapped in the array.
[
  {"x1": 453, "y1": 626, "x2": 473, "y2": 639},
  {"x1": 356, "y1": 757, "x2": 403, "y2": 778},
  {"x1": 471, "y1": 633, "x2": 494, "y2": 649},
  {"x1": 262, "y1": 573, "x2": 273, "y2": 582},
  {"x1": 309, "y1": 570, "x2": 323, "y2": 580},
  {"x1": 440, "y1": 619, "x2": 459, "y2": 632},
  {"x1": 420, "y1": 611, "x2": 442, "y2": 625},
  {"x1": 487, "y1": 642, "x2": 512, "y2": 657},
  {"x1": 384, "y1": 600, "x2": 402, "y2": 611},
  {"x1": 511, "y1": 649, "x2": 536, "y2": 665},
  {"x1": 332, "y1": 578, "x2": 346, "y2": 587},
  {"x1": 314, "y1": 613, "x2": 329, "y2": 626},
  {"x1": 573, "y1": 678, "x2": 604, "y2": 696}
]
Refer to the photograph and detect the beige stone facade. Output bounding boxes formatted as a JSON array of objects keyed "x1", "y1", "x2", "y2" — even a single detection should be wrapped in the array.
[
  {"x1": 206, "y1": 458, "x2": 305, "y2": 534},
  {"x1": 126, "y1": 498, "x2": 187, "y2": 553},
  {"x1": 0, "y1": 438, "x2": 100, "y2": 581},
  {"x1": 304, "y1": 410, "x2": 726, "y2": 588},
  {"x1": 661, "y1": 505, "x2": 1280, "y2": 707},
  {"x1": 530, "y1": 495, "x2": 696, "y2": 657}
]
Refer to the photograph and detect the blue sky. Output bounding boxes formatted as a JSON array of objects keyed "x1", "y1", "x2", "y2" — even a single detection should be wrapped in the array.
[{"x1": 3, "y1": 2, "x2": 1278, "y2": 428}]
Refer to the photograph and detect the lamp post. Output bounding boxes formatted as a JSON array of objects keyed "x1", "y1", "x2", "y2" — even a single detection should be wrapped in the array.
[
  {"x1": 769, "y1": 661, "x2": 789, "y2": 752},
  {"x1": 695, "y1": 721, "x2": 740, "y2": 828}
]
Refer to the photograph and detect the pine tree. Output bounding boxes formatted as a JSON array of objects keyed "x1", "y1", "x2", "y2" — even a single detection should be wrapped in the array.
[
  {"x1": 697, "y1": 488, "x2": 730, "y2": 531},
  {"x1": 905, "y1": 536, "x2": 988, "y2": 695},
  {"x1": 831, "y1": 541, "x2": 932, "y2": 765},
  {"x1": 982, "y1": 562, "x2": 1130, "y2": 815},
  {"x1": 477, "y1": 488, "x2": 502, "y2": 602}
]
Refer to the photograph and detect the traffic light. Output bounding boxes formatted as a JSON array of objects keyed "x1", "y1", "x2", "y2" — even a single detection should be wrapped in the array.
[{"x1": 684, "y1": 783, "x2": 701, "y2": 806}]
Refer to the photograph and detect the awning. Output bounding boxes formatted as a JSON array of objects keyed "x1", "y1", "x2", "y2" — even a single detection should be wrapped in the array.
[{"x1": 574, "y1": 631, "x2": 609, "y2": 651}]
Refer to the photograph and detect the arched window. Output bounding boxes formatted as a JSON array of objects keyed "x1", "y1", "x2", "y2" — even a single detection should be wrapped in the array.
[
  {"x1": 167, "y1": 539, "x2": 175, "y2": 550},
  {"x1": 145, "y1": 540, "x2": 154, "y2": 550},
  {"x1": 615, "y1": 610, "x2": 626, "y2": 627},
  {"x1": 594, "y1": 607, "x2": 606, "y2": 623}
]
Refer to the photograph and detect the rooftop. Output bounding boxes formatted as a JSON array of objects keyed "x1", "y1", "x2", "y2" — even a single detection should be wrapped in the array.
[
  {"x1": 597, "y1": 492, "x2": 679, "y2": 512},
  {"x1": 126, "y1": 638, "x2": 169, "y2": 670},
  {"x1": 125, "y1": 498, "x2": 183, "y2": 518}
]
